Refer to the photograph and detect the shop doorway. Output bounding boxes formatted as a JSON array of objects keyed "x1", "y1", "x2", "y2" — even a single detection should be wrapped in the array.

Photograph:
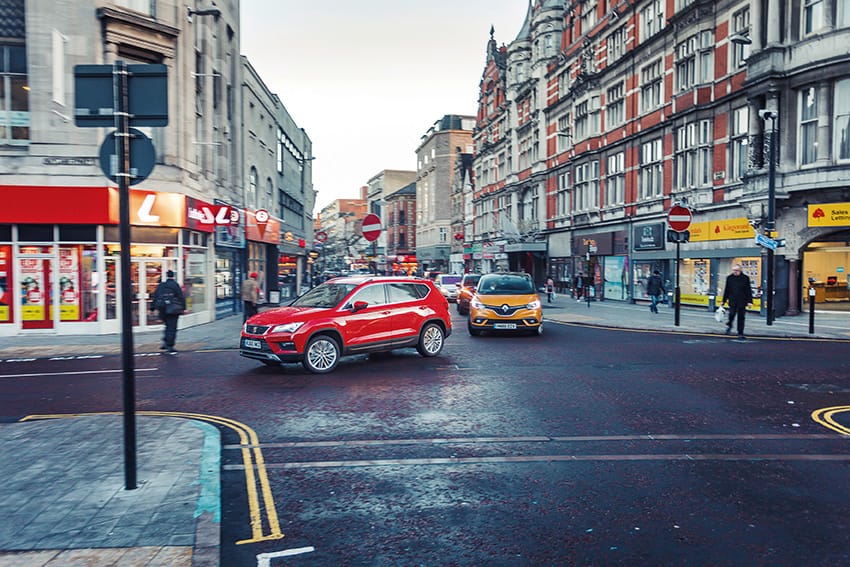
[
  {"x1": 18, "y1": 253, "x2": 53, "y2": 330},
  {"x1": 105, "y1": 257, "x2": 178, "y2": 331}
]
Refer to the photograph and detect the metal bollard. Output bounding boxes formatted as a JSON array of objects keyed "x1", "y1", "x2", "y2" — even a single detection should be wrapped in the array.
[{"x1": 808, "y1": 286, "x2": 816, "y2": 334}]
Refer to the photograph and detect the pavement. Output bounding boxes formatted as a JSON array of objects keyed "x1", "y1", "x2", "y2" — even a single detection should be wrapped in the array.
[{"x1": 0, "y1": 299, "x2": 847, "y2": 566}]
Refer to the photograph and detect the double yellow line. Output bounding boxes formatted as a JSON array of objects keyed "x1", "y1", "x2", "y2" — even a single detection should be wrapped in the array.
[
  {"x1": 812, "y1": 406, "x2": 850, "y2": 436},
  {"x1": 20, "y1": 411, "x2": 283, "y2": 545}
]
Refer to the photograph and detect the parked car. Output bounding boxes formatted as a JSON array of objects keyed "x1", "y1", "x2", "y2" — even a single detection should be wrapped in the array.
[
  {"x1": 467, "y1": 272, "x2": 543, "y2": 336},
  {"x1": 434, "y1": 274, "x2": 462, "y2": 302},
  {"x1": 240, "y1": 275, "x2": 452, "y2": 373},
  {"x1": 456, "y1": 273, "x2": 481, "y2": 315}
]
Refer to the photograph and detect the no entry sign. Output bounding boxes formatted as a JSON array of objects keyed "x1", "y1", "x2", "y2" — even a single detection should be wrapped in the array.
[
  {"x1": 667, "y1": 205, "x2": 693, "y2": 232},
  {"x1": 361, "y1": 213, "x2": 382, "y2": 242}
]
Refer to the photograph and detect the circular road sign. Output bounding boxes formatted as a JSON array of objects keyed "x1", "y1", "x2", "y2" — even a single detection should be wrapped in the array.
[
  {"x1": 315, "y1": 230, "x2": 328, "y2": 243},
  {"x1": 667, "y1": 205, "x2": 693, "y2": 232},
  {"x1": 361, "y1": 213, "x2": 382, "y2": 242},
  {"x1": 99, "y1": 128, "x2": 155, "y2": 186}
]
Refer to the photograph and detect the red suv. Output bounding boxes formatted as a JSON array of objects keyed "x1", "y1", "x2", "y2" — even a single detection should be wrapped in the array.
[{"x1": 240, "y1": 276, "x2": 452, "y2": 373}]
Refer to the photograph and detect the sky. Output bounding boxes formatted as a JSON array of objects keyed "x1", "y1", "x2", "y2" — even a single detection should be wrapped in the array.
[{"x1": 240, "y1": 0, "x2": 528, "y2": 212}]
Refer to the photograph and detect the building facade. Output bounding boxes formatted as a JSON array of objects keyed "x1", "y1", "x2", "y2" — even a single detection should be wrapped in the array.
[
  {"x1": 365, "y1": 169, "x2": 416, "y2": 274},
  {"x1": 0, "y1": 0, "x2": 313, "y2": 337},
  {"x1": 471, "y1": 0, "x2": 850, "y2": 314},
  {"x1": 384, "y1": 182, "x2": 418, "y2": 275},
  {"x1": 415, "y1": 115, "x2": 475, "y2": 274}
]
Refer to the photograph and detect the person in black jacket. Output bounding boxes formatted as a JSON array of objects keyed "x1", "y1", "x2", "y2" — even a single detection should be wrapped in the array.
[
  {"x1": 151, "y1": 270, "x2": 186, "y2": 353},
  {"x1": 646, "y1": 270, "x2": 666, "y2": 314},
  {"x1": 722, "y1": 264, "x2": 753, "y2": 338}
]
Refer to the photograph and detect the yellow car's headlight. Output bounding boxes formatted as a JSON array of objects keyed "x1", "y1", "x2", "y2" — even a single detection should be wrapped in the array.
[
  {"x1": 471, "y1": 297, "x2": 483, "y2": 310},
  {"x1": 527, "y1": 299, "x2": 542, "y2": 310}
]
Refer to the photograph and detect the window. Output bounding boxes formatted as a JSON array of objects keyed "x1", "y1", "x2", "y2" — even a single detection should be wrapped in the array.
[
  {"x1": 607, "y1": 26, "x2": 627, "y2": 65},
  {"x1": 839, "y1": 0, "x2": 850, "y2": 27},
  {"x1": 556, "y1": 114, "x2": 572, "y2": 154},
  {"x1": 575, "y1": 99, "x2": 600, "y2": 139},
  {"x1": 803, "y1": 0, "x2": 824, "y2": 35},
  {"x1": 558, "y1": 72, "x2": 570, "y2": 98},
  {"x1": 675, "y1": 120, "x2": 713, "y2": 189},
  {"x1": 387, "y1": 283, "x2": 422, "y2": 303},
  {"x1": 640, "y1": 139, "x2": 664, "y2": 199},
  {"x1": 606, "y1": 82, "x2": 625, "y2": 128},
  {"x1": 574, "y1": 161, "x2": 600, "y2": 211},
  {"x1": 641, "y1": 59, "x2": 663, "y2": 112},
  {"x1": 582, "y1": 0, "x2": 598, "y2": 33},
  {"x1": 606, "y1": 152, "x2": 625, "y2": 205},
  {"x1": 731, "y1": 9, "x2": 750, "y2": 69},
  {"x1": 497, "y1": 152, "x2": 506, "y2": 179},
  {"x1": 557, "y1": 170, "x2": 571, "y2": 217},
  {"x1": 349, "y1": 284, "x2": 386, "y2": 307},
  {"x1": 439, "y1": 227, "x2": 447, "y2": 242},
  {"x1": 800, "y1": 87, "x2": 818, "y2": 165},
  {"x1": 676, "y1": 33, "x2": 712, "y2": 91},
  {"x1": 835, "y1": 79, "x2": 850, "y2": 161},
  {"x1": 266, "y1": 178, "x2": 273, "y2": 210},
  {"x1": 276, "y1": 129, "x2": 284, "y2": 173},
  {"x1": 115, "y1": 0, "x2": 153, "y2": 15},
  {"x1": 0, "y1": 41, "x2": 29, "y2": 145},
  {"x1": 516, "y1": 62, "x2": 526, "y2": 83},
  {"x1": 641, "y1": 0, "x2": 665, "y2": 41},
  {"x1": 729, "y1": 106, "x2": 749, "y2": 180},
  {"x1": 248, "y1": 167, "x2": 258, "y2": 208}
]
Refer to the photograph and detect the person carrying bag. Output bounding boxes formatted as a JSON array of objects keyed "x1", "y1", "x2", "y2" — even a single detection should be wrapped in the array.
[{"x1": 152, "y1": 270, "x2": 186, "y2": 353}]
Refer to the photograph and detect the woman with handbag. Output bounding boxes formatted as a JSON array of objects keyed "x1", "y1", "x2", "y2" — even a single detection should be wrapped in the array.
[{"x1": 152, "y1": 270, "x2": 186, "y2": 353}]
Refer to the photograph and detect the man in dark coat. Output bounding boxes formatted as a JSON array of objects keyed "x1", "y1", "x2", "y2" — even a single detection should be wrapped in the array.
[
  {"x1": 722, "y1": 264, "x2": 753, "y2": 338},
  {"x1": 152, "y1": 270, "x2": 186, "y2": 353},
  {"x1": 646, "y1": 270, "x2": 665, "y2": 314}
]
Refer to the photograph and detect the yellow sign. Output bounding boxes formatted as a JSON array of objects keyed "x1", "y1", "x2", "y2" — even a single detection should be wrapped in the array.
[
  {"x1": 689, "y1": 218, "x2": 755, "y2": 242},
  {"x1": 808, "y1": 202, "x2": 850, "y2": 227}
]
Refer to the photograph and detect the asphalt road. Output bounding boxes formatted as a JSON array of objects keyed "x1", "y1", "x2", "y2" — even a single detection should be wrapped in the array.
[{"x1": 2, "y1": 314, "x2": 849, "y2": 565}]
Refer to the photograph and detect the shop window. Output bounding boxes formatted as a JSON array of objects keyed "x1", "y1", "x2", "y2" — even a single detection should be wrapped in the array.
[
  {"x1": 0, "y1": 225, "x2": 11, "y2": 241},
  {"x1": 184, "y1": 248, "x2": 207, "y2": 313},
  {"x1": 0, "y1": 244, "x2": 11, "y2": 323}
]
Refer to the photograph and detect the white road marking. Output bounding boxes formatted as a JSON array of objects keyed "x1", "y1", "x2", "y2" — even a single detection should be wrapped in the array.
[
  {"x1": 257, "y1": 546, "x2": 315, "y2": 566},
  {"x1": 0, "y1": 368, "x2": 159, "y2": 379}
]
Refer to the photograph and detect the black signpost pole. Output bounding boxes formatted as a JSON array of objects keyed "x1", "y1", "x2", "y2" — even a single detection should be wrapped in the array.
[
  {"x1": 114, "y1": 60, "x2": 137, "y2": 490},
  {"x1": 675, "y1": 238, "x2": 681, "y2": 327}
]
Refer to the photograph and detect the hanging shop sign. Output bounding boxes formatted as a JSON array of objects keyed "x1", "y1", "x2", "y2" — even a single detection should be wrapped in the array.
[
  {"x1": 633, "y1": 223, "x2": 665, "y2": 251},
  {"x1": 245, "y1": 208, "x2": 280, "y2": 244}
]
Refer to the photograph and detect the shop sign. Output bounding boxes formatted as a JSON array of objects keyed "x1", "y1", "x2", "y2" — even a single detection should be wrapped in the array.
[
  {"x1": 688, "y1": 218, "x2": 754, "y2": 242},
  {"x1": 808, "y1": 202, "x2": 850, "y2": 227},
  {"x1": 186, "y1": 197, "x2": 221, "y2": 233},
  {"x1": 573, "y1": 233, "x2": 614, "y2": 255},
  {"x1": 215, "y1": 200, "x2": 245, "y2": 249},
  {"x1": 245, "y1": 208, "x2": 280, "y2": 244},
  {"x1": 124, "y1": 190, "x2": 185, "y2": 227},
  {"x1": 633, "y1": 223, "x2": 665, "y2": 251},
  {"x1": 0, "y1": 185, "x2": 113, "y2": 224}
]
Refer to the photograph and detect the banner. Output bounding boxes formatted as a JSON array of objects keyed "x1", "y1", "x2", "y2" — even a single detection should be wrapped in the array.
[
  {"x1": 20, "y1": 258, "x2": 45, "y2": 321},
  {"x1": 59, "y1": 246, "x2": 81, "y2": 321}
]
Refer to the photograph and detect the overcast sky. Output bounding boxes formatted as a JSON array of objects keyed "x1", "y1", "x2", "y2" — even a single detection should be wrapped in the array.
[{"x1": 240, "y1": 1, "x2": 528, "y2": 212}]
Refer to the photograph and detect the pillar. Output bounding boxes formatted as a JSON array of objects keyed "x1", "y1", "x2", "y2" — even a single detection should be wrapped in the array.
[{"x1": 786, "y1": 258, "x2": 800, "y2": 315}]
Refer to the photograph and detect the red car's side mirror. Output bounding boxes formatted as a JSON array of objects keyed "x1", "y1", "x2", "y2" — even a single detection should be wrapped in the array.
[{"x1": 351, "y1": 300, "x2": 369, "y2": 312}]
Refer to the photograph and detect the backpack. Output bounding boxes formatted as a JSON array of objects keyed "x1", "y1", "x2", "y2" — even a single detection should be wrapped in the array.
[{"x1": 154, "y1": 283, "x2": 183, "y2": 315}]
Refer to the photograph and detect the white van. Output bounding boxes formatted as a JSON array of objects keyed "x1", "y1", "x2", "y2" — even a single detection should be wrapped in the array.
[{"x1": 435, "y1": 274, "x2": 462, "y2": 302}]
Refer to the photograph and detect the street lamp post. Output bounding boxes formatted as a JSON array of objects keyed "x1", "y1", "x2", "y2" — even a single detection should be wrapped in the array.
[{"x1": 760, "y1": 109, "x2": 778, "y2": 326}]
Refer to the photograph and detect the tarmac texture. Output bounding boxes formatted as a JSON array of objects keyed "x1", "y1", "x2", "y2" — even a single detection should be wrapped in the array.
[{"x1": 1, "y1": 298, "x2": 847, "y2": 566}]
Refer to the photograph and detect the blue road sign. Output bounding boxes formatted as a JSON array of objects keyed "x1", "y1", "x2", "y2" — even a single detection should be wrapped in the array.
[
  {"x1": 755, "y1": 233, "x2": 778, "y2": 250},
  {"x1": 98, "y1": 128, "x2": 155, "y2": 185},
  {"x1": 74, "y1": 63, "x2": 168, "y2": 127}
]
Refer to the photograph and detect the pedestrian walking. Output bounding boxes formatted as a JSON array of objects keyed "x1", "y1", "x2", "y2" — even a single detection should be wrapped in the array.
[
  {"x1": 151, "y1": 270, "x2": 185, "y2": 353},
  {"x1": 646, "y1": 270, "x2": 666, "y2": 314},
  {"x1": 242, "y1": 271, "x2": 260, "y2": 322},
  {"x1": 574, "y1": 273, "x2": 584, "y2": 301},
  {"x1": 722, "y1": 264, "x2": 753, "y2": 338},
  {"x1": 545, "y1": 276, "x2": 555, "y2": 303}
]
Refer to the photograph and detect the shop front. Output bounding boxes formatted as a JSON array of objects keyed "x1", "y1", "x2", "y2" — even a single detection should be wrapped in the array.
[
  {"x1": 803, "y1": 203, "x2": 850, "y2": 307},
  {"x1": 244, "y1": 208, "x2": 281, "y2": 306},
  {"x1": 214, "y1": 200, "x2": 245, "y2": 318},
  {"x1": 631, "y1": 217, "x2": 762, "y2": 311},
  {"x1": 0, "y1": 186, "x2": 215, "y2": 336},
  {"x1": 572, "y1": 229, "x2": 629, "y2": 301}
]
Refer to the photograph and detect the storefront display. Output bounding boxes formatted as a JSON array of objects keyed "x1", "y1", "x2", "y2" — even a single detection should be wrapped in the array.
[
  {"x1": 602, "y1": 256, "x2": 629, "y2": 301},
  {"x1": 0, "y1": 245, "x2": 11, "y2": 322}
]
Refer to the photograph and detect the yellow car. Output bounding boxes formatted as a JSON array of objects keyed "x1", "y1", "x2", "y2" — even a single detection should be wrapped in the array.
[{"x1": 467, "y1": 272, "x2": 543, "y2": 336}]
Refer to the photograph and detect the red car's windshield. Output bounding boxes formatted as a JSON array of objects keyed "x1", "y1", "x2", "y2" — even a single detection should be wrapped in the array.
[{"x1": 290, "y1": 283, "x2": 357, "y2": 308}]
